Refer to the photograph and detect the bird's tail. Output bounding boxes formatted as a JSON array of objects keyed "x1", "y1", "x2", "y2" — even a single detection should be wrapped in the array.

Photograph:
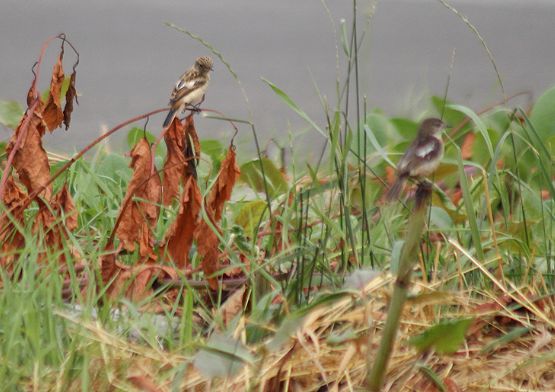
[
  {"x1": 385, "y1": 175, "x2": 408, "y2": 203},
  {"x1": 163, "y1": 107, "x2": 178, "y2": 128}
]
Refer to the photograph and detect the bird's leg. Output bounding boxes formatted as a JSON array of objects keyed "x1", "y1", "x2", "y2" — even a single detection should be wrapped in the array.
[{"x1": 186, "y1": 95, "x2": 206, "y2": 113}]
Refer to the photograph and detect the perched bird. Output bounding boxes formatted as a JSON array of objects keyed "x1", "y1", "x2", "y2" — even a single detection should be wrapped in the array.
[
  {"x1": 163, "y1": 56, "x2": 214, "y2": 127},
  {"x1": 386, "y1": 117, "x2": 446, "y2": 202}
]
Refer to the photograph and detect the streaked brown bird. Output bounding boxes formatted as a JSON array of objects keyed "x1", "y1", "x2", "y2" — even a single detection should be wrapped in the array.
[
  {"x1": 386, "y1": 117, "x2": 446, "y2": 202},
  {"x1": 163, "y1": 56, "x2": 214, "y2": 127}
]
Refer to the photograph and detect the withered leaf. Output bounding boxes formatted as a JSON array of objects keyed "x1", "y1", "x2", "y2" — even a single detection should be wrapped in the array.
[
  {"x1": 63, "y1": 70, "x2": 77, "y2": 130},
  {"x1": 42, "y1": 51, "x2": 65, "y2": 131},
  {"x1": 162, "y1": 117, "x2": 187, "y2": 205},
  {"x1": 164, "y1": 176, "x2": 201, "y2": 268},
  {"x1": 184, "y1": 114, "x2": 200, "y2": 177},
  {"x1": 207, "y1": 146, "x2": 240, "y2": 221},
  {"x1": 7, "y1": 110, "x2": 52, "y2": 201},
  {"x1": 461, "y1": 132, "x2": 475, "y2": 160},
  {"x1": 194, "y1": 217, "x2": 221, "y2": 290},
  {"x1": 0, "y1": 177, "x2": 27, "y2": 267},
  {"x1": 127, "y1": 375, "x2": 163, "y2": 392},
  {"x1": 52, "y1": 184, "x2": 77, "y2": 231},
  {"x1": 99, "y1": 251, "x2": 118, "y2": 286},
  {"x1": 115, "y1": 138, "x2": 161, "y2": 259},
  {"x1": 109, "y1": 262, "x2": 177, "y2": 301}
]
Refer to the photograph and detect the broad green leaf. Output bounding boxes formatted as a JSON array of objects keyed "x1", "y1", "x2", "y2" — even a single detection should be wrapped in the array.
[
  {"x1": 429, "y1": 206, "x2": 453, "y2": 230},
  {"x1": 366, "y1": 112, "x2": 397, "y2": 147},
  {"x1": 431, "y1": 96, "x2": 466, "y2": 128},
  {"x1": 200, "y1": 139, "x2": 224, "y2": 166},
  {"x1": 240, "y1": 158, "x2": 287, "y2": 197},
  {"x1": 193, "y1": 333, "x2": 254, "y2": 379},
  {"x1": 234, "y1": 200, "x2": 267, "y2": 237},
  {"x1": 262, "y1": 78, "x2": 326, "y2": 137},
  {"x1": 126, "y1": 127, "x2": 156, "y2": 149},
  {"x1": 447, "y1": 104, "x2": 494, "y2": 159},
  {"x1": 390, "y1": 117, "x2": 418, "y2": 139},
  {"x1": 409, "y1": 318, "x2": 473, "y2": 354},
  {"x1": 0, "y1": 100, "x2": 24, "y2": 129},
  {"x1": 530, "y1": 85, "x2": 555, "y2": 143}
]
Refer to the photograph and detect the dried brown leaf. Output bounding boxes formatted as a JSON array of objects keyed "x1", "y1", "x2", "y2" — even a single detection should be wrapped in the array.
[
  {"x1": 115, "y1": 138, "x2": 161, "y2": 259},
  {"x1": 109, "y1": 262, "x2": 177, "y2": 301},
  {"x1": 162, "y1": 117, "x2": 187, "y2": 205},
  {"x1": 461, "y1": 132, "x2": 475, "y2": 160},
  {"x1": 0, "y1": 177, "x2": 27, "y2": 267},
  {"x1": 184, "y1": 114, "x2": 200, "y2": 178},
  {"x1": 52, "y1": 184, "x2": 77, "y2": 231},
  {"x1": 164, "y1": 176, "x2": 201, "y2": 268},
  {"x1": 127, "y1": 375, "x2": 163, "y2": 392},
  {"x1": 7, "y1": 110, "x2": 52, "y2": 201},
  {"x1": 63, "y1": 70, "x2": 77, "y2": 130},
  {"x1": 207, "y1": 146, "x2": 240, "y2": 221},
  {"x1": 42, "y1": 51, "x2": 65, "y2": 131},
  {"x1": 194, "y1": 217, "x2": 221, "y2": 290}
]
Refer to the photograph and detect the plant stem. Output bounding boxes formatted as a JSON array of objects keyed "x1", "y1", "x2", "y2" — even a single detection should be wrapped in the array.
[{"x1": 367, "y1": 182, "x2": 431, "y2": 391}]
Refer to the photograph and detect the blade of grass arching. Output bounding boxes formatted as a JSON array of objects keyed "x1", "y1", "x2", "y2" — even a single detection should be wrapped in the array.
[
  {"x1": 262, "y1": 78, "x2": 327, "y2": 138},
  {"x1": 437, "y1": 0, "x2": 505, "y2": 100},
  {"x1": 455, "y1": 145, "x2": 485, "y2": 262},
  {"x1": 447, "y1": 104, "x2": 494, "y2": 160}
]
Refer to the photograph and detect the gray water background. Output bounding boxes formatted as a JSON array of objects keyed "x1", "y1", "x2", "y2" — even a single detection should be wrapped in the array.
[{"x1": 1, "y1": 0, "x2": 554, "y2": 160}]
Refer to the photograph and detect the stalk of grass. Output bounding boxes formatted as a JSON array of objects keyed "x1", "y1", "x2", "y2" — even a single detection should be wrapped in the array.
[{"x1": 367, "y1": 182, "x2": 432, "y2": 391}]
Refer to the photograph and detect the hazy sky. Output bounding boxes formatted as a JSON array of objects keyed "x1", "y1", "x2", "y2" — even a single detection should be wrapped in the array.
[{"x1": 1, "y1": 0, "x2": 554, "y2": 158}]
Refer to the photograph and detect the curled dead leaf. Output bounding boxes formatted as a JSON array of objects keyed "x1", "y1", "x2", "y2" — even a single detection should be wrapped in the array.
[
  {"x1": 52, "y1": 184, "x2": 77, "y2": 231},
  {"x1": 42, "y1": 51, "x2": 65, "y2": 131},
  {"x1": 207, "y1": 146, "x2": 240, "y2": 221},
  {"x1": 162, "y1": 117, "x2": 187, "y2": 205},
  {"x1": 164, "y1": 176, "x2": 201, "y2": 268},
  {"x1": 63, "y1": 70, "x2": 77, "y2": 130},
  {"x1": 8, "y1": 110, "x2": 52, "y2": 201},
  {"x1": 115, "y1": 138, "x2": 161, "y2": 259},
  {"x1": 194, "y1": 217, "x2": 221, "y2": 290},
  {"x1": 109, "y1": 262, "x2": 178, "y2": 301}
]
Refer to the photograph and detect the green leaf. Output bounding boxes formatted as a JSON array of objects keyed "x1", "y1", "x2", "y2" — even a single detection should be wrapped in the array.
[
  {"x1": 409, "y1": 318, "x2": 473, "y2": 354},
  {"x1": 429, "y1": 206, "x2": 453, "y2": 230},
  {"x1": 200, "y1": 139, "x2": 224, "y2": 165},
  {"x1": 431, "y1": 96, "x2": 466, "y2": 127},
  {"x1": 262, "y1": 78, "x2": 326, "y2": 137},
  {"x1": 240, "y1": 158, "x2": 287, "y2": 197},
  {"x1": 447, "y1": 104, "x2": 494, "y2": 160},
  {"x1": 530, "y1": 85, "x2": 555, "y2": 143},
  {"x1": 390, "y1": 117, "x2": 419, "y2": 139},
  {"x1": 126, "y1": 127, "x2": 156, "y2": 148},
  {"x1": 193, "y1": 333, "x2": 254, "y2": 379},
  {"x1": 0, "y1": 100, "x2": 24, "y2": 129},
  {"x1": 234, "y1": 200, "x2": 268, "y2": 237}
]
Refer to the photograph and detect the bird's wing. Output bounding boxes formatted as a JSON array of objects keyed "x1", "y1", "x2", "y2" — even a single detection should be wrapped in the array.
[
  {"x1": 169, "y1": 69, "x2": 202, "y2": 104},
  {"x1": 397, "y1": 136, "x2": 442, "y2": 174},
  {"x1": 414, "y1": 137, "x2": 442, "y2": 161}
]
